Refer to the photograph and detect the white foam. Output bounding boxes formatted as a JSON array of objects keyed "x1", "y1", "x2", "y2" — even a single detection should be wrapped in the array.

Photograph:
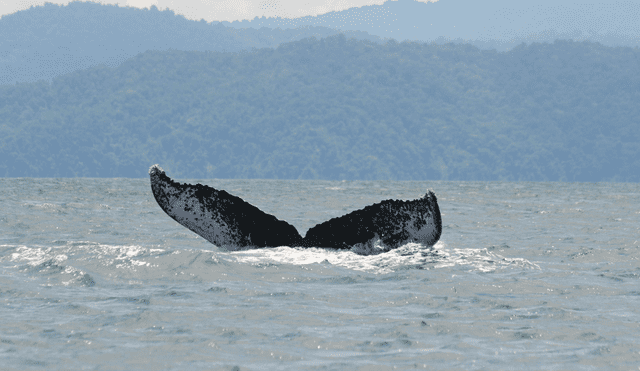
[
  {"x1": 433, "y1": 245, "x2": 540, "y2": 272},
  {"x1": 228, "y1": 241, "x2": 539, "y2": 274}
]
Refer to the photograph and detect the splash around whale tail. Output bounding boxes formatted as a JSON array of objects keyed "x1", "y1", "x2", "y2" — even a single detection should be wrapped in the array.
[{"x1": 149, "y1": 164, "x2": 442, "y2": 251}]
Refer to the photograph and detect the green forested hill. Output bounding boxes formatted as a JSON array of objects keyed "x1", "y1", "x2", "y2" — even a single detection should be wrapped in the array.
[
  {"x1": 1, "y1": 35, "x2": 639, "y2": 181},
  {"x1": 0, "y1": 1, "x2": 383, "y2": 85}
]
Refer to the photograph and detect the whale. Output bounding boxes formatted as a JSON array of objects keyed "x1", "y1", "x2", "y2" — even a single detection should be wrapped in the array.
[{"x1": 149, "y1": 164, "x2": 442, "y2": 251}]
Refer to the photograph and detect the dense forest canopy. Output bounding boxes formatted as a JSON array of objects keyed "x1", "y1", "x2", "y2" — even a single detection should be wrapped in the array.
[{"x1": 1, "y1": 35, "x2": 639, "y2": 181}]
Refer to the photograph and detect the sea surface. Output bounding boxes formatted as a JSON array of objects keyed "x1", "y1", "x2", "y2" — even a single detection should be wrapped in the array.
[{"x1": 1, "y1": 178, "x2": 639, "y2": 370}]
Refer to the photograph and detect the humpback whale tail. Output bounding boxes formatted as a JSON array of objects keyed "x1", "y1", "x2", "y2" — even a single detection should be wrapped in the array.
[{"x1": 149, "y1": 165, "x2": 442, "y2": 251}]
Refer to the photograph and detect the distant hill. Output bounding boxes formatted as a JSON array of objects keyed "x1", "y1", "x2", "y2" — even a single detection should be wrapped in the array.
[
  {"x1": 4, "y1": 0, "x2": 640, "y2": 85},
  {"x1": 1, "y1": 36, "x2": 638, "y2": 181},
  {"x1": 223, "y1": 0, "x2": 640, "y2": 50},
  {"x1": 0, "y1": 1, "x2": 383, "y2": 85}
]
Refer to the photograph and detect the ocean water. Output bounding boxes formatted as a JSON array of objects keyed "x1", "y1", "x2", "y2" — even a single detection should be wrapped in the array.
[{"x1": 1, "y1": 178, "x2": 639, "y2": 370}]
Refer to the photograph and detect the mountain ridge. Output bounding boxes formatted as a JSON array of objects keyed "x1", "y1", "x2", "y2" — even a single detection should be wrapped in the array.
[
  {"x1": 3, "y1": 1, "x2": 639, "y2": 85},
  {"x1": 2, "y1": 36, "x2": 638, "y2": 181}
]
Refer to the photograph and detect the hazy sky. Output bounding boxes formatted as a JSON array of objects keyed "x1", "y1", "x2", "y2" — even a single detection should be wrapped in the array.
[{"x1": 0, "y1": 0, "x2": 435, "y2": 22}]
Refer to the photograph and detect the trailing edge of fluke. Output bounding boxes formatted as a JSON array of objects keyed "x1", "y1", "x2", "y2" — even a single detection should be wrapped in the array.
[{"x1": 149, "y1": 164, "x2": 442, "y2": 251}]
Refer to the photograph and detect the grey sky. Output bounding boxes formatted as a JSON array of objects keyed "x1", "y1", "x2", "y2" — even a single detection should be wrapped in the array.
[{"x1": 0, "y1": 0, "x2": 436, "y2": 21}]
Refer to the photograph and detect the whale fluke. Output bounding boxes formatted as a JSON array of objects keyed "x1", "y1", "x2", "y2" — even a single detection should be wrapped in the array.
[
  {"x1": 149, "y1": 165, "x2": 303, "y2": 248},
  {"x1": 149, "y1": 165, "x2": 442, "y2": 251},
  {"x1": 302, "y1": 191, "x2": 442, "y2": 250}
]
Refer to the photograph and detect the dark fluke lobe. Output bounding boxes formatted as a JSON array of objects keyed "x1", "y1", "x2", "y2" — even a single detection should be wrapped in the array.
[
  {"x1": 149, "y1": 165, "x2": 302, "y2": 248},
  {"x1": 149, "y1": 165, "x2": 442, "y2": 251},
  {"x1": 303, "y1": 191, "x2": 442, "y2": 249}
]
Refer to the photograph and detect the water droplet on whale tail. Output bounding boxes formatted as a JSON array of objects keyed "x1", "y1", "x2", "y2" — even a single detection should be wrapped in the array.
[{"x1": 149, "y1": 165, "x2": 442, "y2": 251}]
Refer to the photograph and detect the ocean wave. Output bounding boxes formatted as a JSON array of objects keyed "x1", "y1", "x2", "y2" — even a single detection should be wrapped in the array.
[{"x1": 1, "y1": 239, "x2": 539, "y2": 285}]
